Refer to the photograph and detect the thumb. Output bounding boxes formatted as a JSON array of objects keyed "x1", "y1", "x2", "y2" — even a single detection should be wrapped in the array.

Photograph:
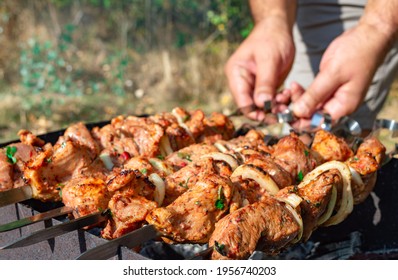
[{"x1": 293, "y1": 71, "x2": 341, "y2": 118}]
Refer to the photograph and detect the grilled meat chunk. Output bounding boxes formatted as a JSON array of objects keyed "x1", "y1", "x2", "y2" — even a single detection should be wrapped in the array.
[
  {"x1": 101, "y1": 192, "x2": 157, "y2": 239},
  {"x1": 209, "y1": 195, "x2": 300, "y2": 260},
  {"x1": 347, "y1": 136, "x2": 386, "y2": 203},
  {"x1": 106, "y1": 169, "x2": 155, "y2": 201},
  {"x1": 165, "y1": 143, "x2": 219, "y2": 171},
  {"x1": 24, "y1": 141, "x2": 94, "y2": 201},
  {"x1": 163, "y1": 157, "x2": 233, "y2": 206},
  {"x1": 311, "y1": 130, "x2": 354, "y2": 162},
  {"x1": 215, "y1": 129, "x2": 273, "y2": 155},
  {"x1": 18, "y1": 130, "x2": 45, "y2": 147},
  {"x1": 59, "y1": 122, "x2": 100, "y2": 158},
  {"x1": 0, "y1": 150, "x2": 14, "y2": 191},
  {"x1": 272, "y1": 132, "x2": 319, "y2": 182},
  {"x1": 146, "y1": 173, "x2": 237, "y2": 243},
  {"x1": 62, "y1": 176, "x2": 111, "y2": 218},
  {"x1": 279, "y1": 169, "x2": 340, "y2": 241}
]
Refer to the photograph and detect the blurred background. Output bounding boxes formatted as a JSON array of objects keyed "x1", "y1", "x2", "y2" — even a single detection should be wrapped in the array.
[{"x1": 0, "y1": 0, "x2": 397, "y2": 143}]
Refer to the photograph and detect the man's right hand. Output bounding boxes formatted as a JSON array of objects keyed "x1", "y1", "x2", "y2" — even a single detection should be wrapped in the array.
[{"x1": 224, "y1": 15, "x2": 295, "y2": 120}]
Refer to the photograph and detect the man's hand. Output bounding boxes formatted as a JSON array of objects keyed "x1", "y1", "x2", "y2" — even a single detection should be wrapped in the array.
[
  {"x1": 225, "y1": 15, "x2": 295, "y2": 120},
  {"x1": 292, "y1": 5, "x2": 397, "y2": 124}
]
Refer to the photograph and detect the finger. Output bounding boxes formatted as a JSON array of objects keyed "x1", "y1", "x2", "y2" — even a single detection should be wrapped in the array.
[
  {"x1": 275, "y1": 89, "x2": 291, "y2": 104},
  {"x1": 322, "y1": 88, "x2": 360, "y2": 121},
  {"x1": 253, "y1": 53, "x2": 279, "y2": 108},
  {"x1": 292, "y1": 71, "x2": 341, "y2": 118},
  {"x1": 226, "y1": 63, "x2": 255, "y2": 109},
  {"x1": 290, "y1": 81, "x2": 305, "y2": 102}
]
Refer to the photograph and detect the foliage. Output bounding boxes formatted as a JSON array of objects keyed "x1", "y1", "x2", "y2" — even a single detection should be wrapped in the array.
[{"x1": 0, "y1": 0, "x2": 254, "y2": 142}]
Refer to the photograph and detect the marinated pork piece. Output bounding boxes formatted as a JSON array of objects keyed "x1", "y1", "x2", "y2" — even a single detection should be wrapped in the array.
[
  {"x1": 346, "y1": 136, "x2": 386, "y2": 203},
  {"x1": 24, "y1": 140, "x2": 94, "y2": 201},
  {"x1": 278, "y1": 170, "x2": 339, "y2": 241},
  {"x1": 119, "y1": 116, "x2": 165, "y2": 157},
  {"x1": 146, "y1": 173, "x2": 237, "y2": 244},
  {"x1": 62, "y1": 176, "x2": 111, "y2": 218},
  {"x1": 59, "y1": 122, "x2": 100, "y2": 158},
  {"x1": 106, "y1": 169, "x2": 155, "y2": 200},
  {"x1": 243, "y1": 152, "x2": 294, "y2": 188},
  {"x1": 272, "y1": 132, "x2": 319, "y2": 182},
  {"x1": 311, "y1": 130, "x2": 354, "y2": 162},
  {"x1": 215, "y1": 129, "x2": 273, "y2": 156},
  {"x1": 101, "y1": 192, "x2": 157, "y2": 239},
  {"x1": 165, "y1": 143, "x2": 219, "y2": 171},
  {"x1": 200, "y1": 112, "x2": 235, "y2": 143},
  {"x1": 0, "y1": 142, "x2": 41, "y2": 191},
  {"x1": 0, "y1": 151, "x2": 13, "y2": 191},
  {"x1": 18, "y1": 130, "x2": 45, "y2": 147},
  {"x1": 163, "y1": 157, "x2": 233, "y2": 206},
  {"x1": 209, "y1": 195, "x2": 300, "y2": 260}
]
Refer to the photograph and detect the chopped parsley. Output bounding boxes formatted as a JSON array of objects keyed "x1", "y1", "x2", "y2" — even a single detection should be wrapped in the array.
[
  {"x1": 304, "y1": 150, "x2": 309, "y2": 157},
  {"x1": 214, "y1": 241, "x2": 227, "y2": 256},
  {"x1": 46, "y1": 157, "x2": 52, "y2": 163},
  {"x1": 141, "y1": 168, "x2": 148, "y2": 175},
  {"x1": 56, "y1": 187, "x2": 62, "y2": 199},
  {"x1": 353, "y1": 156, "x2": 359, "y2": 162},
  {"x1": 179, "y1": 176, "x2": 191, "y2": 189},
  {"x1": 157, "y1": 154, "x2": 165, "y2": 160},
  {"x1": 215, "y1": 186, "x2": 225, "y2": 210},
  {"x1": 314, "y1": 202, "x2": 321, "y2": 208},
  {"x1": 297, "y1": 170, "x2": 304, "y2": 182},
  {"x1": 182, "y1": 115, "x2": 190, "y2": 122},
  {"x1": 61, "y1": 141, "x2": 67, "y2": 149},
  {"x1": 177, "y1": 152, "x2": 192, "y2": 162},
  {"x1": 6, "y1": 146, "x2": 17, "y2": 164}
]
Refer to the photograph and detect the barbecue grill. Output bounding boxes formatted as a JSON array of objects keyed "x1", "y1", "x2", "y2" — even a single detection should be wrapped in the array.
[{"x1": 1, "y1": 119, "x2": 397, "y2": 260}]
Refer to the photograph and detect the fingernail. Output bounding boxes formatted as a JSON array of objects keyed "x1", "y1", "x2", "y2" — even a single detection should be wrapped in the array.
[
  {"x1": 292, "y1": 102, "x2": 309, "y2": 117},
  {"x1": 255, "y1": 92, "x2": 272, "y2": 108}
]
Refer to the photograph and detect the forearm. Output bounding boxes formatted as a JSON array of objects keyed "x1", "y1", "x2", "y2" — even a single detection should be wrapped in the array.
[
  {"x1": 359, "y1": 0, "x2": 398, "y2": 48},
  {"x1": 249, "y1": 0, "x2": 297, "y2": 31}
]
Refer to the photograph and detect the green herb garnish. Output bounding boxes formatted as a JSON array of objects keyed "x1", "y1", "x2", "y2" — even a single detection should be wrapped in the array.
[
  {"x1": 214, "y1": 241, "x2": 227, "y2": 256},
  {"x1": 215, "y1": 186, "x2": 225, "y2": 210},
  {"x1": 182, "y1": 115, "x2": 190, "y2": 122},
  {"x1": 46, "y1": 157, "x2": 52, "y2": 163},
  {"x1": 297, "y1": 170, "x2": 304, "y2": 182},
  {"x1": 6, "y1": 146, "x2": 17, "y2": 164},
  {"x1": 56, "y1": 187, "x2": 62, "y2": 199},
  {"x1": 179, "y1": 176, "x2": 191, "y2": 189},
  {"x1": 141, "y1": 168, "x2": 148, "y2": 175},
  {"x1": 314, "y1": 202, "x2": 321, "y2": 208},
  {"x1": 177, "y1": 152, "x2": 192, "y2": 162},
  {"x1": 304, "y1": 150, "x2": 309, "y2": 157},
  {"x1": 157, "y1": 155, "x2": 165, "y2": 160}
]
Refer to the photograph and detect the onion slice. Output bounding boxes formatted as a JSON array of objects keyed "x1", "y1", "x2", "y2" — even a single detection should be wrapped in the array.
[
  {"x1": 317, "y1": 185, "x2": 337, "y2": 226},
  {"x1": 231, "y1": 165, "x2": 279, "y2": 195},
  {"x1": 277, "y1": 193, "x2": 303, "y2": 209},
  {"x1": 149, "y1": 158, "x2": 174, "y2": 175},
  {"x1": 159, "y1": 135, "x2": 173, "y2": 157},
  {"x1": 349, "y1": 166, "x2": 365, "y2": 190},
  {"x1": 299, "y1": 161, "x2": 353, "y2": 226},
  {"x1": 201, "y1": 152, "x2": 239, "y2": 171},
  {"x1": 214, "y1": 141, "x2": 228, "y2": 153},
  {"x1": 148, "y1": 173, "x2": 166, "y2": 207},
  {"x1": 283, "y1": 203, "x2": 303, "y2": 243},
  {"x1": 171, "y1": 108, "x2": 195, "y2": 140},
  {"x1": 99, "y1": 153, "x2": 114, "y2": 170}
]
